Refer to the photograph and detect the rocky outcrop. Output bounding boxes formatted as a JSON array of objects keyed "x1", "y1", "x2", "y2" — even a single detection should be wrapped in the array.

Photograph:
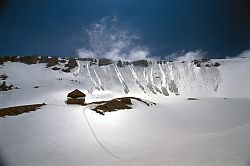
[
  {"x1": 213, "y1": 62, "x2": 221, "y2": 67},
  {"x1": 59, "y1": 59, "x2": 66, "y2": 63},
  {"x1": 51, "y1": 67, "x2": 61, "y2": 71},
  {"x1": 0, "y1": 56, "x2": 19, "y2": 64},
  {"x1": 187, "y1": 98, "x2": 199, "y2": 100},
  {"x1": 193, "y1": 59, "x2": 201, "y2": 67},
  {"x1": 19, "y1": 56, "x2": 39, "y2": 65},
  {"x1": 132, "y1": 60, "x2": 149, "y2": 67},
  {"x1": 39, "y1": 56, "x2": 49, "y2": 63},
  {"x1": 78, "y1": 58, "x2": 95, "y2": 62},
  {"x1": 0, "y1": 81, "x2": 13, "y2": 91},
  {"x1": 0, "y1": 103, "x2": 46, "y2": 117},
  {"x1": 117, "y1": 60, "x2": 123, "y2": 67},
  {"x1": 65, "y1": 57, "x2": 78, "y2": 69},
  {"x1": 98, "y1": 59, "x2": 113, "y2": 66},
  {"x1": 62, "y1": 68, "x2": 70, "y2": 73},
  {"x1": 0, "y1": 74, "x2": 8, "y2": 80},
  {"x1": 46, "y1": 57, "x2": 59, "y2": 67},
  {"x1": 86, "y1": 97, "x2": 156, "y2": 115},
  {"x1": 117, "y1": 60, "x2": 130, "y2": 67}
]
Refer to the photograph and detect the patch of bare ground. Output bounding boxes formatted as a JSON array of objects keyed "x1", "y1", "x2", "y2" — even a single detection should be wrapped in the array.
[
  {"x1": 0, "y1": 103, "x2": 46, "y2": 118},
  {"x1": 0, "y1": 74, "x2": 8, "y2": 80},
  {"x1": 0, "y1": 81, "x2": 13, "y2": 91},
  {"x1": 86, "y1": 97, "x2": 156, "y2": 115},
  {"x1": 187, "y1": 98, "x2": 199, "y2": 100}
]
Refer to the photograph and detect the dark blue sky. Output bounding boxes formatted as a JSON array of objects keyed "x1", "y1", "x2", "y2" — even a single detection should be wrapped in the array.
[{"x1": 0, "y1": 0, "x2": 250, "y2": 58}]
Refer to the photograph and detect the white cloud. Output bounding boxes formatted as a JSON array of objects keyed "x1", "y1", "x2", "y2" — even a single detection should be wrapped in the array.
[
  {"x1": 76, "y1": 16, "x2": 150, "y2": 61},
  {"x1": 236, "y1": 50, "x2": 250, "y2": 58},
  {"x1": 175, "y1": 50, "x2": 205, "y2": 61},
  {"x1": 77, "y1": 49, "x2": 96, "y2": 59}
]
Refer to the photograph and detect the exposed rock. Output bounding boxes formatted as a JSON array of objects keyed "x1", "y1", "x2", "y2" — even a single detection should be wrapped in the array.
[
  {"x1": 193, "y1": 59, "x2": 201, "y2": 65},
  {"x1": 65, "y1": 57, "x2": 78, "y2": 69},
  {"x1": 10, "y1": 56, "x2": 19, "y2": 62},
  {"x1": 117, "y1": 60, "x2": 130, "y2": 67},
  {"x1": 39, "y1": 56, "x2": 49, "y2": 63},
  {"x1": 0, "y1": 103, "x2": 46, "y2": 117},
  {"x1": 0, "y1": 56, "x2": 18, "y2": 63},
  {"x1": 117, "y1": 60, "x2": 123, "y2": 67},
  {"x1": 168, "y1": 80, "x2": 179, "y2": 94},
  {"x1": 161, "y1": 87, "x2": 169, "y2": 96},
  {"x1": 196, "y1": 63, "x2": 201, "y2": 67},
  {"x1": 4, "y1": 56, "x2": 19, "y2": 62},
  {"x1": 124, "y1": 61, "x2": 130, "y2": 66},
  {"x1": 98, "y1": 59, "x2": 113, "y2": 66},
  {"x1": 193, "y1": 59, "x2": 202, "y2": 67},
  {"x1": 33, "y1": 85, "x2": 40, "y2": 88},
  {"x1": 62, "y1": 67, "x2": 70, "y2": 73},
  {"x1": 201, "y1": 58, "x2": 210, "y2": 63},
  {"x1": 78, "y1": 58, "x2": 95, "y2": 62},
  {"x1": 0, "y1": 81, "x2": 13, "y2": 91},
  {"x1": 187, "y1": 98, "x2": 199, "y2": 100},
  {"x1": 90, "y1": 59, "x2": 97, "y2": 65},
  {"x1": 0, "y1": 74, "x2": 8, "y2": 80},
  {"x1": 59, "y1": 59, "x2": 66, "y2": 63},
  {"x1": 132, "y1": 60, "x2": 149, "y2": 67},
  {"x1": 205, "y1": 64, "x2": 211, "y2": 67},
  {"x1": 19, "y1": 56, "x2": 39, "y2": 65},
  {"x1": 213, "y1": 62, "x2": 221, "y2": 67},
  {"x1": 0, "y1": 57, "x2": 6, "y2": 64},
  {"x1": 51, "y1": 67, "x2": 61, "y2": 71},
  {"x1": 46, "y1": 57, "x2": 59, "y2": 67},
  {"x1": 87, "y1": 97, "x2": 156, "y2": 115}
]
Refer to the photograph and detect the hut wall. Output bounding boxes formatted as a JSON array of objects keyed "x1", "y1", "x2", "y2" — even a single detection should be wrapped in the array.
[{"x1": 66, "y1": 98, "x2": 85, "y2": 106}]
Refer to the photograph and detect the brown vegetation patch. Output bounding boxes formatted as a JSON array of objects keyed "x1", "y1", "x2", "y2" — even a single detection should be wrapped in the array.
[
  {"x1": 0, "y1": 103, "x2": 46, "y2": 118},
  {"x1": 87, "y1": 97, "x2": 156, "y2": 115}
]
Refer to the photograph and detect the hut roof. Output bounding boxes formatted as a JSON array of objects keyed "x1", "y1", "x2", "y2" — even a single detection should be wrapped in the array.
[{"x1": 67, "y1": 89, "x2": 86, "y2": 98}]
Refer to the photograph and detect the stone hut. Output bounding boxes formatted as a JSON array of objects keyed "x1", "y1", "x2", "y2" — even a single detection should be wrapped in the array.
[{"x1": 66, "y1": 89, "x2": 86, "y2": 106}]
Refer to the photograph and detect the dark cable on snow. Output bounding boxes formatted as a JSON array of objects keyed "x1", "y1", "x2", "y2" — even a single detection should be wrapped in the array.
[{"x1": 82, "y1": 109, "x2": 120, "y2": 159}]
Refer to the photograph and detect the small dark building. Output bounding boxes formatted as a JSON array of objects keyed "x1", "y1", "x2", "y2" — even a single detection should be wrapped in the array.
[{"x1": 66, "y1": 89, "x2": 86, "y2": 106}]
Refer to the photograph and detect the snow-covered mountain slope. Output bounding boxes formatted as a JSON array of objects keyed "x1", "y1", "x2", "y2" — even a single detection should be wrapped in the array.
[
  {"x1": 1, "y1": 57, "x2": 250, "y2": 106},
  {"x1": 0, "y1": 57, "x2": 250, "y2": 166},
  {"x1": 73, "y1": 58, "x2": 250, "y2": 98}
]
